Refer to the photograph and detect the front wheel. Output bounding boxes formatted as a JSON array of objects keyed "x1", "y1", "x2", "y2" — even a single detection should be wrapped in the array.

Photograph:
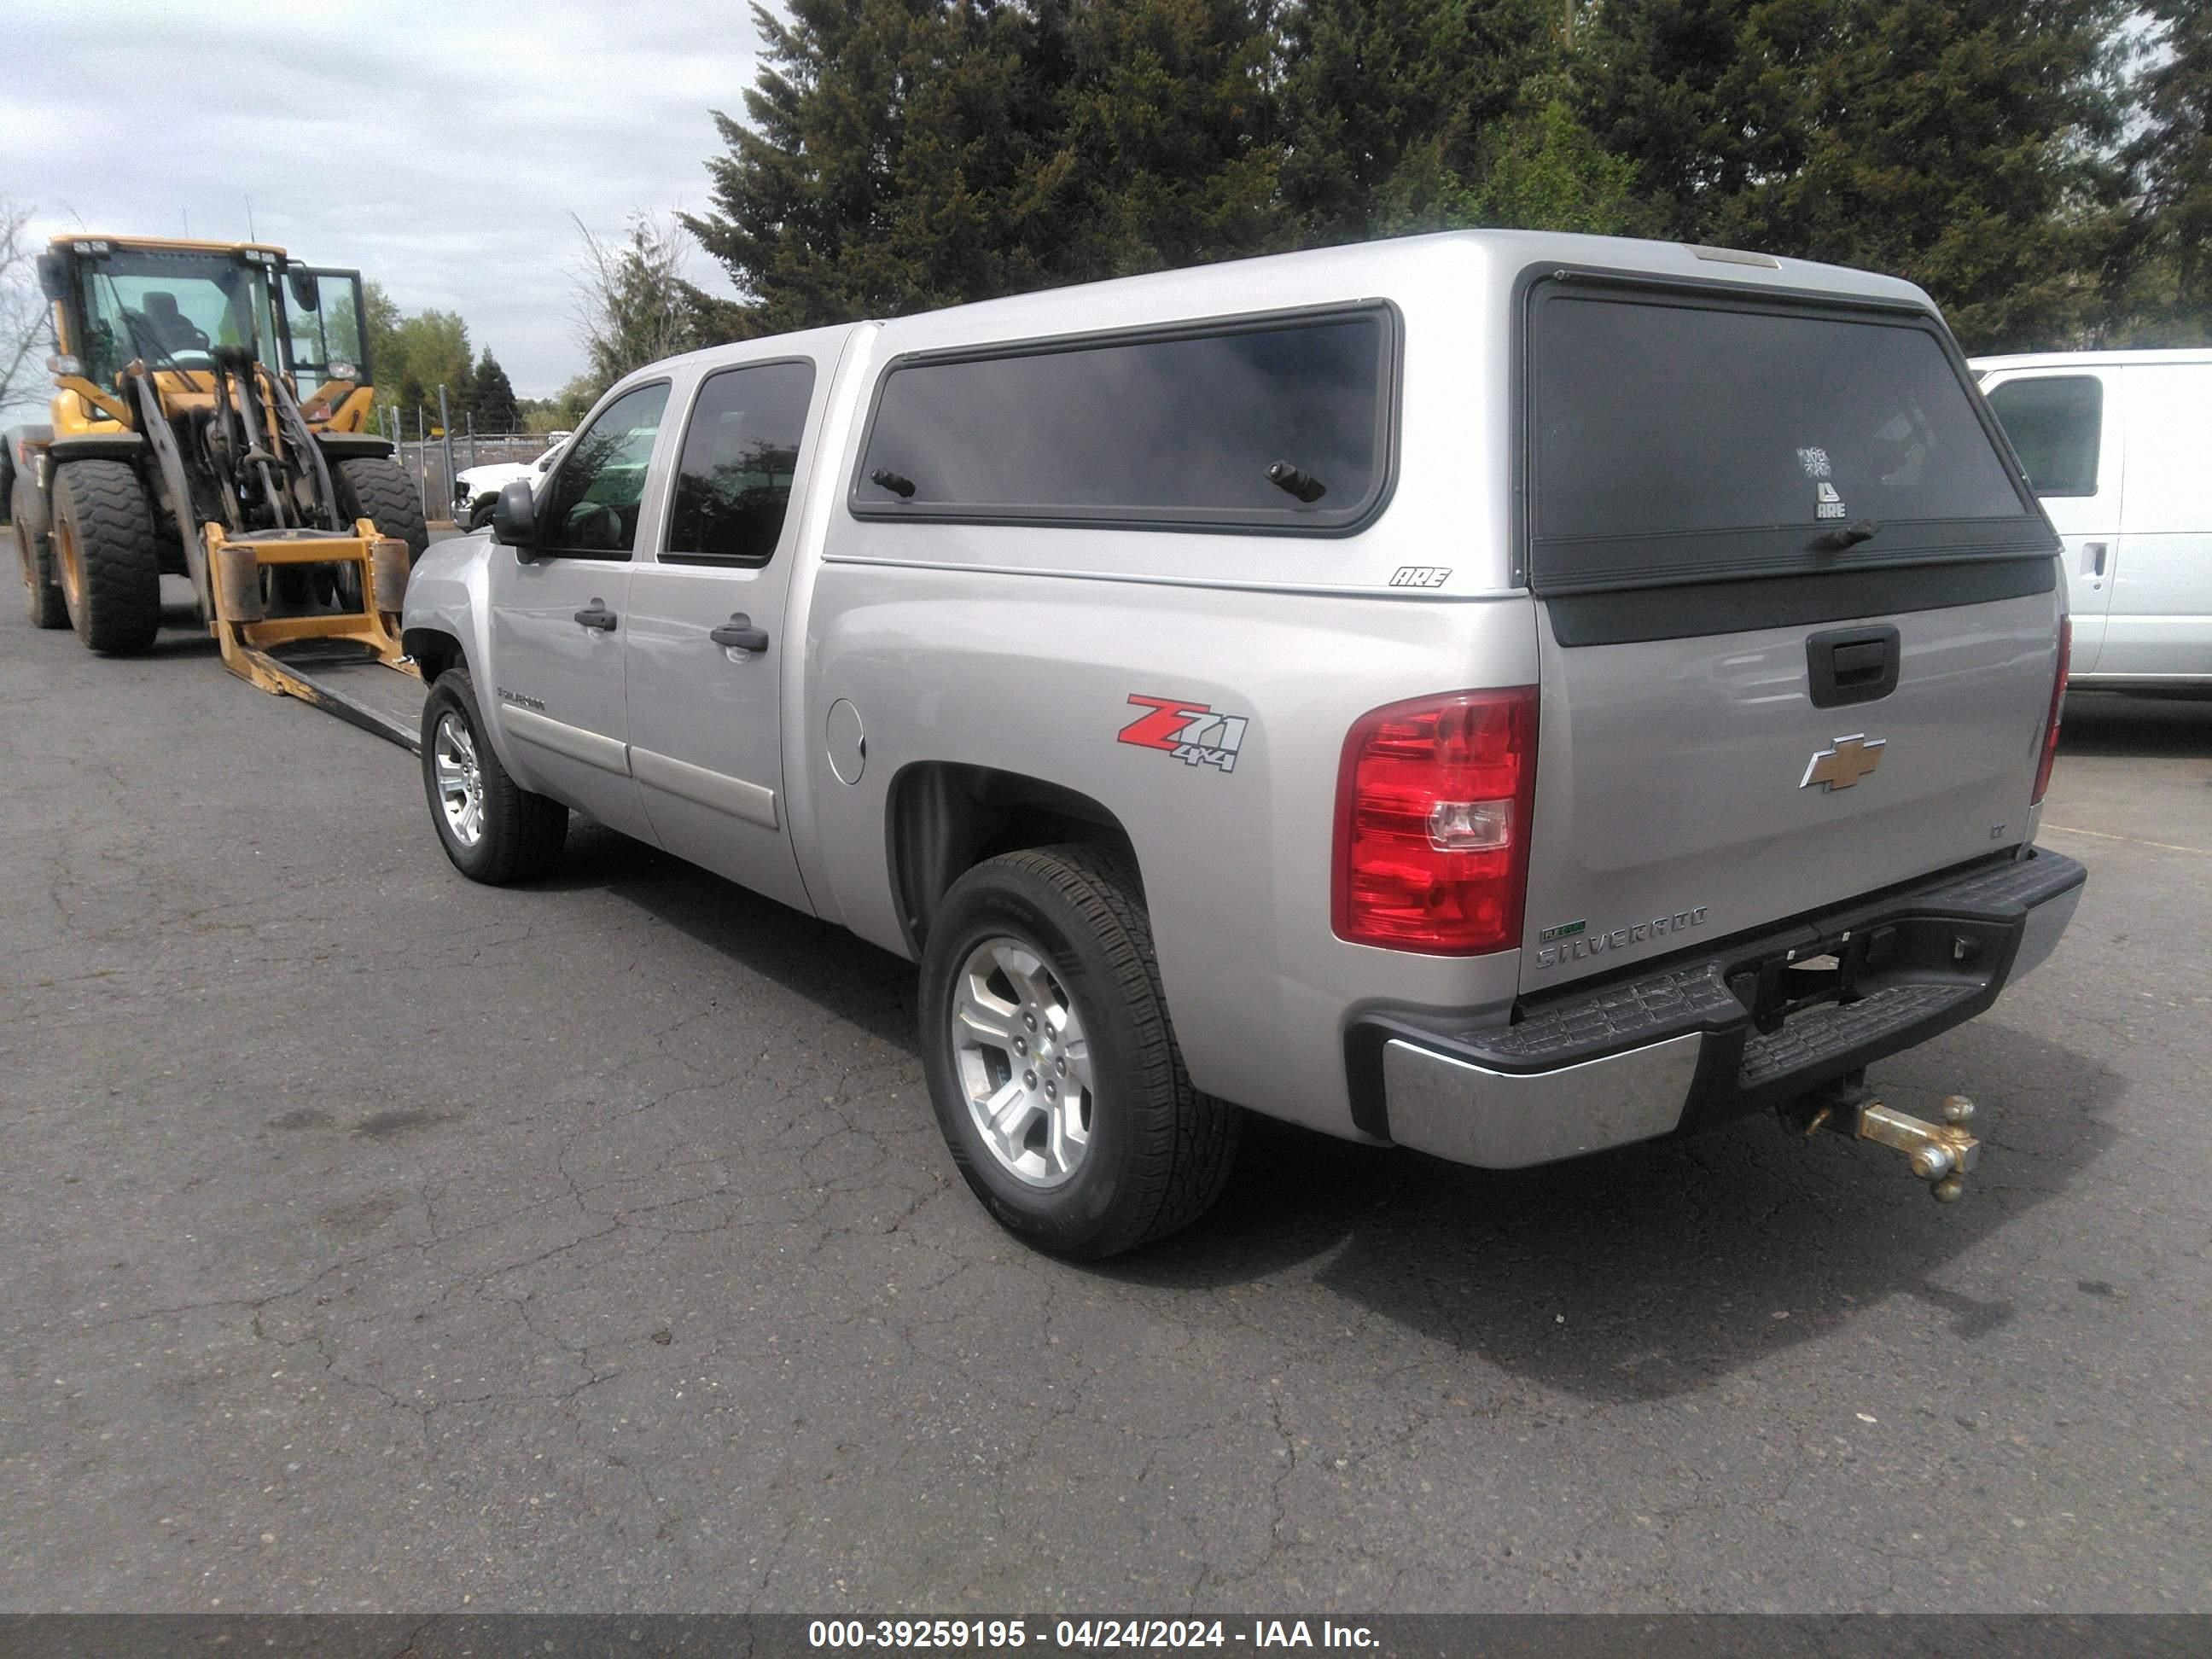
[
  {"x1": 918, "y1": 845, "x2": 1239, "y2": 1258},
  {"x1": 51, "y1": 459, "x2": 161, "y2": 655},
  {"x1": 418, "y1": 667, "x2": 569, "y2": 883}
]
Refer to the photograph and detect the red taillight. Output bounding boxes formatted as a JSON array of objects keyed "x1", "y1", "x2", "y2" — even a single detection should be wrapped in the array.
[
  {"x1": 1332, "y1": 686, "x2": 1539, "y2": 954},
  {"x1": 2032, "y1": 614, "x2": 2070, "y2": 806}
]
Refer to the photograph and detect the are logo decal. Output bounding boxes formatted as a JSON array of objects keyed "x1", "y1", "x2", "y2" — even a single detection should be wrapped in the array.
[
  {"x1": 1117, "y1": 695, "x2": 1249, "y2": 774},
  {"x1": 1388, "y1": 565, "x2": 1452, "y2": 588}
]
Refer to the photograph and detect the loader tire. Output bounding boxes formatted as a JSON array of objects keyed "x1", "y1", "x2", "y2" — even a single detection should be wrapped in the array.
[
  {"x1": 51, "y1": 460, "x2": 161, "y2": 655},
  {"x1": 335, "y1": 457, "x2": 428, "y2": 563},
  {"x1": 14, "y1": 476, "x2": 67, "y2": 629},
  {"x1": 420, "y1": 668, "x2": 568, "y2": 884}
]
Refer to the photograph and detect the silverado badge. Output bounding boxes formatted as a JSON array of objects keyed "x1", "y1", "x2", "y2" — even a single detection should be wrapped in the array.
[{"x1": 1802, "y1": 733, "x2": 1886, "y2": 792}]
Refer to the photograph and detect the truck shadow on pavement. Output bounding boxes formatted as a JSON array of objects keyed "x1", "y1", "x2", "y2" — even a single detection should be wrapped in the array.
[
  {"x1": 1121, "y1": 1018, "x2": 2124, "y2": 1401},
  {"x1": 542, "y1": 822, "x2": 922, "y2": 1052},
  {"x1": 2060, "y1": 690, "x2": 2212, "y2": 758},
  {"x1": 540, "y1": 822, "x2": 2124, "y2": 1404}
]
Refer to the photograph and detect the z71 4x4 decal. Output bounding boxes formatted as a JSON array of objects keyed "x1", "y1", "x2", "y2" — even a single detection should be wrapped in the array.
[{"x1": 1117, "y1": 695, "x2": 1249, "y2": 774}]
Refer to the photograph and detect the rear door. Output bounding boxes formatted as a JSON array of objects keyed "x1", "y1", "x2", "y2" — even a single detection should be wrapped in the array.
[
  {"x1": 1517, "y1": 280, "x2": 2063, "y2": 992},
  {"x1": 2103, "y1": 364, "x2": 2212, "y2": 679},
  {"x1": 1981, "y1": 368, "x2": 2121, "y2": 672},
  {"x1": 486, "y1": 379, "x2": 670, "y2": 844},
  {"x1": 621, "y1": 356, "x2": 821, "y2": 914}
]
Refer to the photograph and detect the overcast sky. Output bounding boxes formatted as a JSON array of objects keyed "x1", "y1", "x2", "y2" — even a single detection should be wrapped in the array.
[{"x1": 3, "y1": 0, "x2": 761, "y2": 399}]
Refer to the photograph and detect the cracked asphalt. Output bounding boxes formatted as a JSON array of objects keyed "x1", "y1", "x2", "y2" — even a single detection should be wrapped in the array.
[{"x1": 2, "y1": 582, "x2": 2208, "y2": 1615}]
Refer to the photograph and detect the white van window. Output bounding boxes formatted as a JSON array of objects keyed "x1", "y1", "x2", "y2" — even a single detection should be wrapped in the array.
[
  {"x1": 853, "y1": 309, "x2": 1394, "y2": 533},
  {"x1": 1985, "y1": 375, "x2": 2103, "y2": 498}
]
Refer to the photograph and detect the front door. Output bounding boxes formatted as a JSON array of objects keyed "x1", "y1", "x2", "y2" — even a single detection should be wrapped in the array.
[
  {"x1": 486, "y1": 379, "x2": 671, "y2": 841},
  {"x1": 622, "y1": 358, "x2": 820, "y2": 913},
  {"x1": 1982, "y1": 369, "x2": 2121, "y2": 672}
]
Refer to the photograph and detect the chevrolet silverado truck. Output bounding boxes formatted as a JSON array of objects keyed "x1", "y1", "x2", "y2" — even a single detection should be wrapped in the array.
[{"x1": 399, "y1": 230, "x2": 2086, "y2": 1258}]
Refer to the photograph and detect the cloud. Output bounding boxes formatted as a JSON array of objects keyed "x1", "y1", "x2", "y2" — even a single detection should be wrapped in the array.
[{"x1": 3, "y1": 0, "x2": 760, "y2": 399}]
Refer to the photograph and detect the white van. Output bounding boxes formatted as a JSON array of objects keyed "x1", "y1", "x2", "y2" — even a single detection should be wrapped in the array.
[{"x1": 1972, "y1": 348, "x2": 2212, "y2": 689}]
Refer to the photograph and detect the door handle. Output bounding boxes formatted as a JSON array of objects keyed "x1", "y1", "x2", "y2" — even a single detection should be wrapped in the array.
[
  {"x1": 573, "y1": 601, "x2": 618, "y2": 632},
  {"x1": 2081, "y1": 541, "x2": 2108, "y2": 578},
  {"x1": 709, "y1": 613, "x2": 771, "y2": 653}
]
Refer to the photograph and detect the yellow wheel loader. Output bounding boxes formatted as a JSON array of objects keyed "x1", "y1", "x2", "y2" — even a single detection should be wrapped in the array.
[{"x1": 10, "y1": 234, "x2": 428, "y2": 747}]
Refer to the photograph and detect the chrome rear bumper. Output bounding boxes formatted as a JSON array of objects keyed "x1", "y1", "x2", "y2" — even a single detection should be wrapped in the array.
[{"x1": 1359, "y1": 847, "x2": 2087, "y2": 1170}]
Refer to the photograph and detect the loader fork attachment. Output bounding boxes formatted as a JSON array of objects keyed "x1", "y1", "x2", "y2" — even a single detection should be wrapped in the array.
[{"x1": 206, "y1": 518, "x2": 422, "y2": 749}]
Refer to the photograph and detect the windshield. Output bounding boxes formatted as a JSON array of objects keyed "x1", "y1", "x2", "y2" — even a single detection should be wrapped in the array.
[
  {"x1": 282, "y1": 268, "x2": 368, "y2": 386},
  {"x1": 76, "y1": 249, "x2": 277, "y2": 383}
]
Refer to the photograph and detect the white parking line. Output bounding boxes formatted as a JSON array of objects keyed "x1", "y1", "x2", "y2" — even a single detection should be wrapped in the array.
[{"x1": 2042, "y1": 824, "x2": 2209, "y2": 857}]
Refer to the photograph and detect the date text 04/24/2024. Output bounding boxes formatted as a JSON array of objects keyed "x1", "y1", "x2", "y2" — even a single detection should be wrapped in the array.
[{"x1": 806, "y1": 1619, "x2": 1380, "y2": 1650}]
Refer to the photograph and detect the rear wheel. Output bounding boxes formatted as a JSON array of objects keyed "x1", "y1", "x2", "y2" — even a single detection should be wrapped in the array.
[
  {"x1": 51, "y1": 460, "x2": 161, "y2": 655},
  {"x1": 335, "y1": 456, "x2": 428, "y2": 562},
  {"x1": 918, "y1": 845, "x2": 1240, "y2": 1258},
  {"x1": 419, "y1": 667, "x2": 568, "y2": 883},
  {"x1": 13, "y1": 477, "x2": 67, "y2": 629}
]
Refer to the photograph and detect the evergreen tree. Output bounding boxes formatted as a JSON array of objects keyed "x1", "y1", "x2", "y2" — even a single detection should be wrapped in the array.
[
  {"x1": 1278, "y1": 0, "x2": 1642, "y2": 241},
  {"x1": 1039, "y1": 0, "x2": 1284, "y2": 278},
  {"x1": 684, "y1": 0, "x2": 1280, "y2": 330},
  {"x1": 1583, "y1": 0, "x2": 2132, "y2": 352},
  {"x1": 2115, "y1": 0, "x2": 2212, "y2": 341},
  {"x1": 470, "y1": 349, "x2": 521, "y2": 432}
]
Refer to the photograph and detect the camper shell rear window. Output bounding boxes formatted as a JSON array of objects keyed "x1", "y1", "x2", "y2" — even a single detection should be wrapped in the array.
[
  {"x1": 851, "y1": 306, "x2": 1397, "y2": 535},
  {"x1": 1526, "y1": 278, "x2": 2052, "y2": 596}
]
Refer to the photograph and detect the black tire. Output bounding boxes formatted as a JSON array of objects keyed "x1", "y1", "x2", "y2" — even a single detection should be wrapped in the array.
[
  {"x1": 466, "y1": 496, "x2": 496, "y2": 532},
  {"x1": 919, "y1": 845, "x2": 1239, "y2": 1259},
  {"x1": 335, "y1": 456, "x2": 428, "y2": 563},
  {"x1": 419, "y1": 667, "x2": 568, "y2": 883},
  {"x1": 51, "y1": 460, "x2": 161, "y2": 655},
  {"x1": 14, "y1": 477, "x2": 67, "y2": 629}
]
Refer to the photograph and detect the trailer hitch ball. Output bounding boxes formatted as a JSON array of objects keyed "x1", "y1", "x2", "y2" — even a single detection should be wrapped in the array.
[{"x1": 1786, "y1": 1083, "x2": 1984, "y2": 1202}]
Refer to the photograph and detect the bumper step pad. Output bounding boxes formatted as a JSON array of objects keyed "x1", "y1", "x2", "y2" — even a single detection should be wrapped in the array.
[{"x1": 1739, "y1": 980, "x2": 1978, "y2": 1089}]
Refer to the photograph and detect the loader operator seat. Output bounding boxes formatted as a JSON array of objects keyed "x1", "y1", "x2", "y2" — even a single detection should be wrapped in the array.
[{"x1": 137, "y1": 291, "x2": 211, "y2": 358}]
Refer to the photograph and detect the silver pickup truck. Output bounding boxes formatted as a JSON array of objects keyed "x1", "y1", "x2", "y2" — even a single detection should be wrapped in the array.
[{"x1": 400, "y1": 230, "x2": 2085, "y2": 1257}]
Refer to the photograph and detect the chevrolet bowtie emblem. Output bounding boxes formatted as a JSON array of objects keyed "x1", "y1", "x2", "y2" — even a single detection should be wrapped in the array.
[{"x1": 1802, "y1": 734, "x2": 1887, "y2": 792}]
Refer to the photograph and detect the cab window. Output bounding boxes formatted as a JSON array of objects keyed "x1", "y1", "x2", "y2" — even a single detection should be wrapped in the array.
[
  {"x1": 538, "y1": 382, "x2": 670, "y2": 558},
  {"x1": 665, "y1": 361, "x2": 816, "y2": 565}
]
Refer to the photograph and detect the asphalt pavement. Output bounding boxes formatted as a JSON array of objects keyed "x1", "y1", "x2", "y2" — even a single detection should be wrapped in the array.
[{"x1": 2, "y1": 584, "x2": 2207, "y2": 1613}]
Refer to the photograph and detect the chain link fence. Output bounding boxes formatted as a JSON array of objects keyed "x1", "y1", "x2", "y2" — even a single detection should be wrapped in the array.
[{"x1": 373, "y1": 403, "x2": 563, "y2": 525}]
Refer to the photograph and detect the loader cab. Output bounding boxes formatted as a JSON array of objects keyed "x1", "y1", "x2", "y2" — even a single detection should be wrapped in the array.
[
  {"x1": 43, "y1": 237, "x2": 373, "y2": 433},
  {"x1": 50, "y1": 240, "x2": 282, "y2": 390}
]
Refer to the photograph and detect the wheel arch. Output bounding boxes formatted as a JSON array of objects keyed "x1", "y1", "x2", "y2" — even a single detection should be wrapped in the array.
[
  {"x1": 400, "y1": 624, "x2": 466, "y2": 685},
  {"x1": 885, "y1": 760, "x2": 1140, "y2": 955}
]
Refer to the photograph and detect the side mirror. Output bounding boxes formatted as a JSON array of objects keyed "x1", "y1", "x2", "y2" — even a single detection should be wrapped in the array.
[
  {"x1": 35, "y1": 252, "x2": 68, "y2": 303},
  {"x1": 492, "y1": 478, "x2": 538, "y2": 557},
  {"x1": 287, "y1": 268, "x2": 321, "y2": 311}
]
